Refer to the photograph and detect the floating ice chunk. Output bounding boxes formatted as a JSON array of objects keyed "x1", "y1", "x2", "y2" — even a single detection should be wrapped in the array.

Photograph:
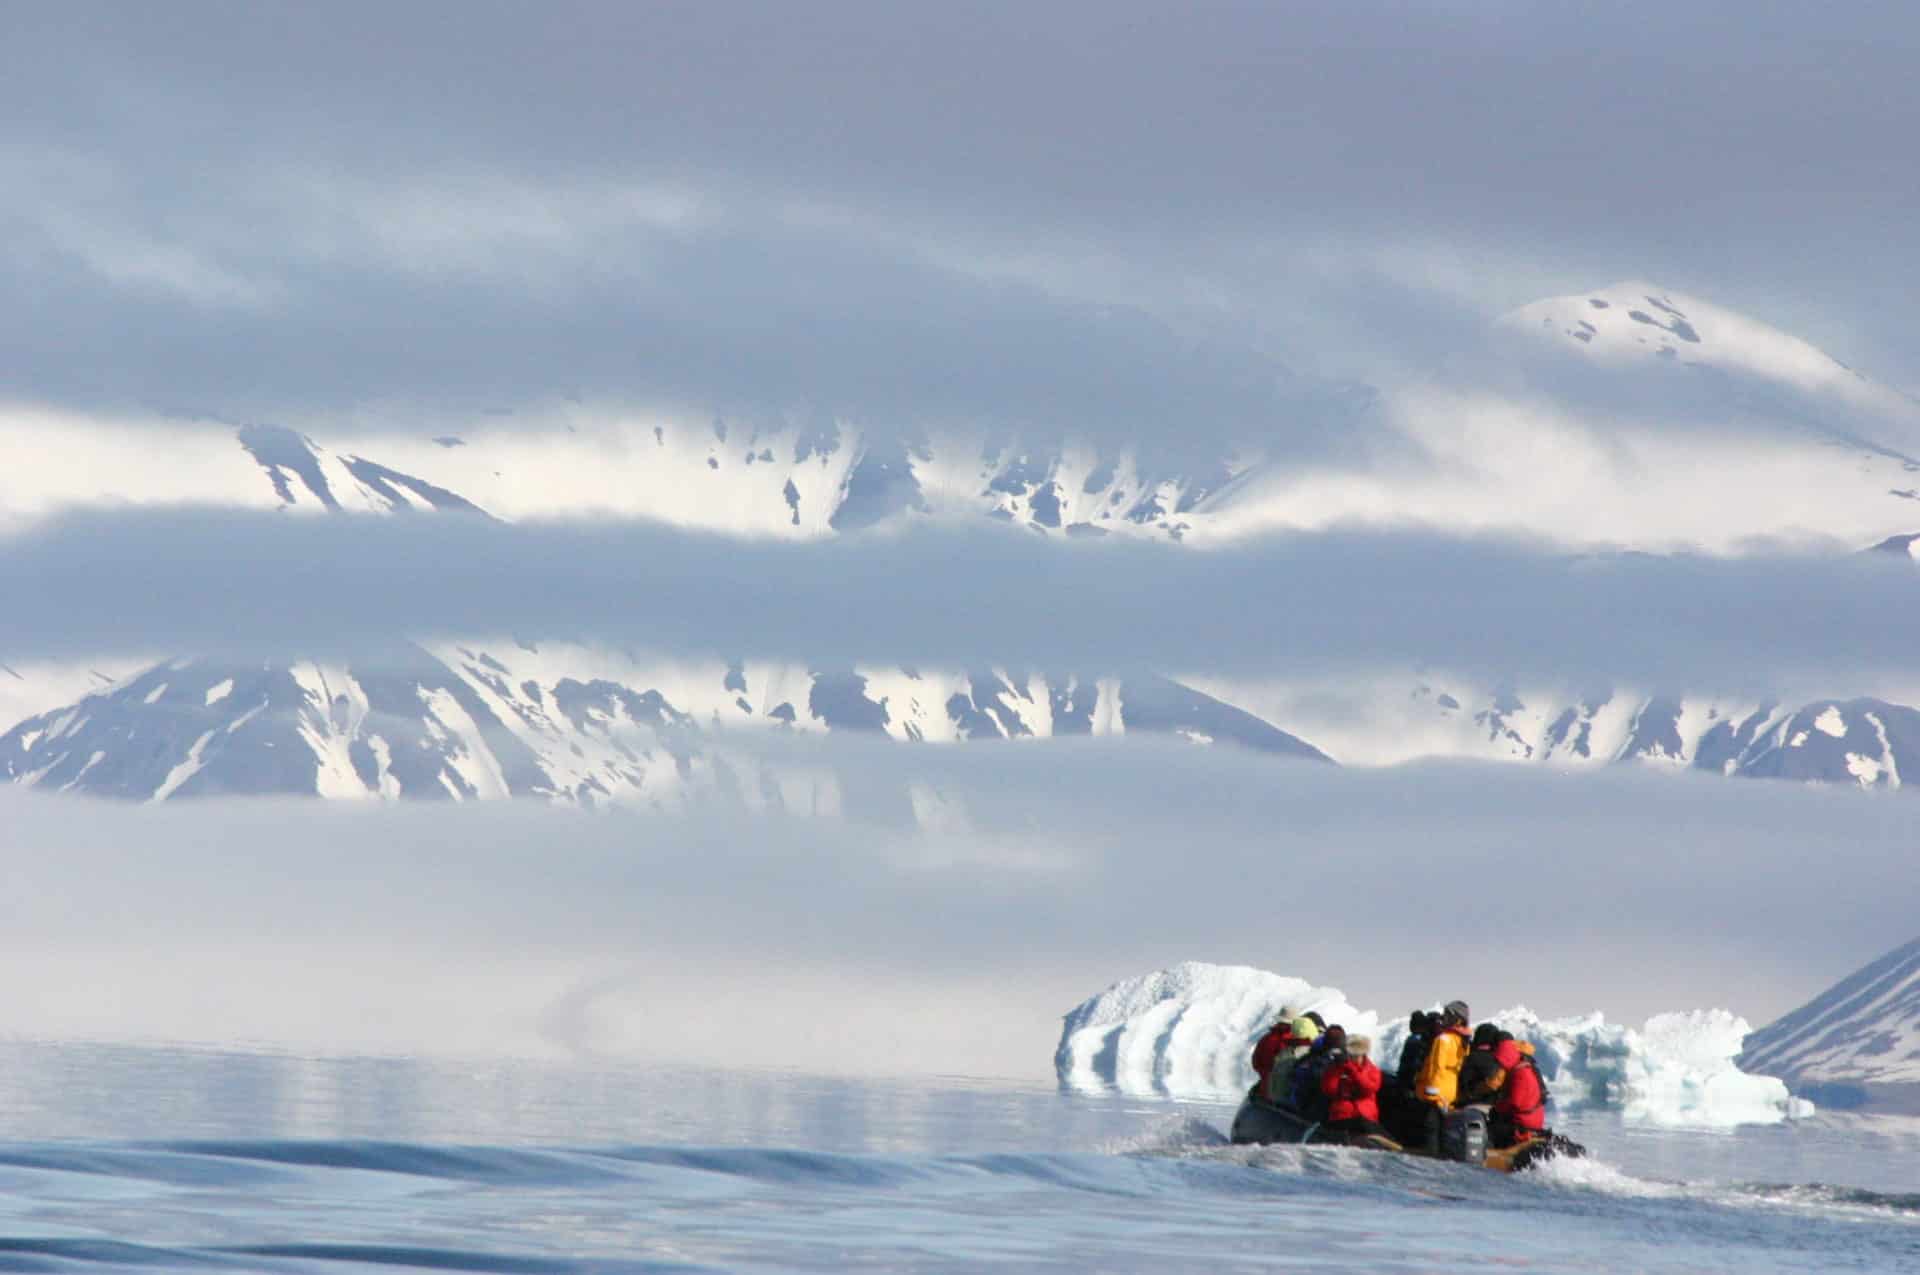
[
  {"x1": 1057, "y1": 963, "x2": 1806, "y2": 1127},
  {"x1": 1053, "y1": 962, "x2": 1380, "y2": 1097},
  {"x1": 1478, "y1": 1006, "x2": 1801, "y2": 1127}
]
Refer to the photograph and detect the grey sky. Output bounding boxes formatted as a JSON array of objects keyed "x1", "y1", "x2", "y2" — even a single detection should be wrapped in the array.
[
  {"x1": 5, "y1": 0, "x2": 1920, "y2": 448},
  {"x1": 0, "y1": 744, "x2": 1907, "y2": 1077}
]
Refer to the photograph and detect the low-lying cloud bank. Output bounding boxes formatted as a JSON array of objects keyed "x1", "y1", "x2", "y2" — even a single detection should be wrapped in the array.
[
  {"x1": 0, "y1": 739, "x2": 1909, "y2": 1079},
  {"x1": 0, "y1": 509, "x2": 1909, "y2": 694}
]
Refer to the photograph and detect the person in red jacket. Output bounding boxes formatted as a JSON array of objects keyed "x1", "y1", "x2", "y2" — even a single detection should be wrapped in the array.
[
  {"x1": 1489, "y1": 1038, "x2": 1548, "y2": 1148},
  {"x1": 1320, "y1": 1035, "x2": 1391, "y2": 1141}
]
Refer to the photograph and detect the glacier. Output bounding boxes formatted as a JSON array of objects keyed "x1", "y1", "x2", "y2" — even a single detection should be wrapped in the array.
[{"x1": 1056, "y1": 962, "x2": 1810, "y2": 1127}]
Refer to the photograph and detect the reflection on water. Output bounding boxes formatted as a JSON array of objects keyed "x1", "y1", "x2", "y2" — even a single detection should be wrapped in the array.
[
  {"x1": 2, "y1": 1038, "x2": 1915, "y2": 1186},
  {"x1": 0, "y1": 1039, "x2": 1911, "y2": 1273},
  {"x1": 0, "y1": 1037, "x2": 1179, "y2": 1152}
]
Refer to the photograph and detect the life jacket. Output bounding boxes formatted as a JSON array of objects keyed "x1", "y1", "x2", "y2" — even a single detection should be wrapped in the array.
[
  {"x1": 1522, "y1": 1043, "x2": 1551, "y2": 1104},
  {"x1": 1415, "y1": 1025, "x2": 1471, "y2": 1107},
  {"x1": 1493, "y1": 1041, "x2": 1548, "y2": 1132}
]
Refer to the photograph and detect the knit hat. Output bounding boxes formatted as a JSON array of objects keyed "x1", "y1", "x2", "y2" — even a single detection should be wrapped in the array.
[
  {"x1": 1290, "y1": 1016, "x2": 1318, "y2": 1039},
  {"x1": 1347, "y1": 1035, "x2": 1372, "y2": 1058},
  {"x1": 1443, "y1": 999, "x2": 1470, "y2": 1024}
]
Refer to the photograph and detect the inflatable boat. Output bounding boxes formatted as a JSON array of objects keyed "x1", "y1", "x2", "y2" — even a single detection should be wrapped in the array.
[{"x1": 1229, "y1": 1094, "x2": 1583, "y2": 1172}]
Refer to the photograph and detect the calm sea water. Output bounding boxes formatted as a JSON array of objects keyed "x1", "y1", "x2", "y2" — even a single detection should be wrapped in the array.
[{"x1": 0, "y1": 1039, "x2": 1911, "y2": 1272}]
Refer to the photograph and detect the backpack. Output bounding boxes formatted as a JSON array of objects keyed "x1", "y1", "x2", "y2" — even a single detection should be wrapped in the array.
[
  {"x1": 1506, "y1": 1051, "x2": 1550, "y2": 1117},
  {"x1": 1394, "y1": 1032, "x2": 1432, "y2": 1091}
]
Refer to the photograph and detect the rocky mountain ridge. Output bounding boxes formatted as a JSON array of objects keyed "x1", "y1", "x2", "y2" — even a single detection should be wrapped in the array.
[
  {"x1": 1738, "y1": 936, "x2": 1920, "y2": 1111},
  {"x1": 0, "y1": 648, "x2": 1326, "y2": 808}
]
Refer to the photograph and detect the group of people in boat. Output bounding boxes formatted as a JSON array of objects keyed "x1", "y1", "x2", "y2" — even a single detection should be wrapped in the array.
[{"x1": 1249, "y1": 999, "x2": 1550, "y2": 1153}]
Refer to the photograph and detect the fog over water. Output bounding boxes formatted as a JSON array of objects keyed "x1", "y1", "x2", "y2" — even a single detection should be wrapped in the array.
[{"x1": 1, "y1": 738, "x2": 1907, "y2": 1081}]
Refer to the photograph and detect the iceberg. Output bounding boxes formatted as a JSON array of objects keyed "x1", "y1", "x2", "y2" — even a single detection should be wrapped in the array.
[{"x1": 1057, "y1": 963, "x2": 1810, "y2": 1127}]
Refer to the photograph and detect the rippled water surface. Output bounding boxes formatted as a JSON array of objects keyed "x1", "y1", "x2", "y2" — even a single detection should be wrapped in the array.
[{"x1": 0, "y1": 1040, "x2": 1912, "y2": 1271}]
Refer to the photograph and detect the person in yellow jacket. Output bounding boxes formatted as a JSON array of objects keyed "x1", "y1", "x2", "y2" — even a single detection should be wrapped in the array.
[{"x1": 1412, "y1": 999, "x2": 1472, "y2": 1153}]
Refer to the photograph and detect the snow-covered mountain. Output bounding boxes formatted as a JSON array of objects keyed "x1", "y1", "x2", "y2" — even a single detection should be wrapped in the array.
[
  {"x1": 12, "y1": 282, "x2": 1920, "y2": 551},
  {"x1": 1203, "y1": 281, "x2": 1920, "y2": 550},
  {"x1": 1197, "y1": 676, "x2": 1920, "y2": 790},
  {"x1": 10, "y1": 281, "x2": 1920, "y2": 804},
  {"x1": 1738, "y1": 936, "x2": 1920, "y2": 1112},
  {"x1": 0, "y1": 412, "x2": 1250, "y2": 540},
  {"x1": 0, "y1": 648, "x2": 1326, "y2": 806}
]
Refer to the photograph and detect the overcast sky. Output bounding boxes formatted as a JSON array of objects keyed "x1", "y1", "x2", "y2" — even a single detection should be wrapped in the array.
[{"x1": 6, "y1": 0, "x2": 1920, "y2": 445}]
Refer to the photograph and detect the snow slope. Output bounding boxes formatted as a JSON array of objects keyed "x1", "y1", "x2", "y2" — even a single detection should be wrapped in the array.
[
  {"x1": 0, "y1": 410, "x2": 1237, "y2": 541},
  {"x1": 1500, "y1": 281, "x2": 1920, "y2": 457},
  {"x1": 0, "y1": 649, "x2": 1327, "y2": 807},
  {"x1": 1738, "y1": 936, "x2": 1920, "y2": 1111},
  {"x1": 1193, "y1": 674, "x2": 1920, "y2": 790},
  {"x1": 1057, "y1": 962, "x2": 1806, "y2": 1126},
  {"x1": 1202, "y1": 281, "x2": 1920, "y2": 551}
]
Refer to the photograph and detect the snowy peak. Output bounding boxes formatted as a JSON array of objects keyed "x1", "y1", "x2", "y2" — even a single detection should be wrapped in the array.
[
  {"x1": 1507, "y1": 281, "x2": 1772, "y2": 368},
  {"x1": 1738, "y1": 936, "x2": 1920, "y2": 1111},
  {"x1": 0, "y1": 650, "x2": 1328, "y2": 807},
  {"x1": 1498, "y1": 280, "x2": 1920, "y2": 454}
]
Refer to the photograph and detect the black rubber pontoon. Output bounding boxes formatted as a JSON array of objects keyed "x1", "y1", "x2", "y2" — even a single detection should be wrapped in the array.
[{"x1": 1229, "y1": 1093, "x2": 1585, "y2": 1171}]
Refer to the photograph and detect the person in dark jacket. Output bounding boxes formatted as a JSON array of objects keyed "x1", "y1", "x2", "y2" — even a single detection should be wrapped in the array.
[
  {"x1": 1380, "y1": 1010, "x2": 1436, "y2": 1145},
  {"x1": 1320, "y1": 1035, "x2": 1392, "y2": 1141},
  {"x1": 1455, "y1": 1024, "x2": 1510, "y2": 1105},
  {"x1": 1289, "y1": 1025, "x2": 1346, "y2": 1120},
  {"x1": 1391, "y1": 1011, "x2": 1435, "y2": 1094}
]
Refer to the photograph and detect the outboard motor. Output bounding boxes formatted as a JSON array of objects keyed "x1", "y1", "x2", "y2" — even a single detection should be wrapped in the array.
[{"x1": 1442, "y1": 1107, "x2": 1489, "y2": 1166}]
